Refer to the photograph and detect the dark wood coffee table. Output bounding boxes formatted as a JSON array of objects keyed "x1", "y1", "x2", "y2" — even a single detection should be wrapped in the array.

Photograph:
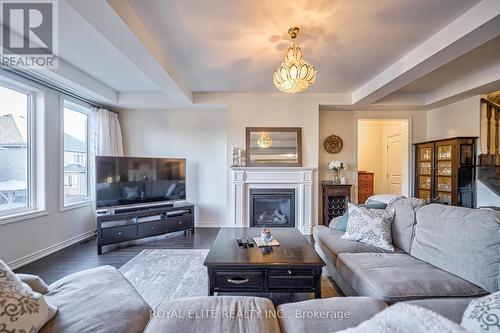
[{"x1": 204, "y1": 228, "x2": 325, "y2": 298}]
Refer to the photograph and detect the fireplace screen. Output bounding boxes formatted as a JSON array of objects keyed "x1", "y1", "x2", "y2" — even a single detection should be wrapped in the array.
[{"x1": 249, "y1": 189, "x2": 295, "y2": 228}]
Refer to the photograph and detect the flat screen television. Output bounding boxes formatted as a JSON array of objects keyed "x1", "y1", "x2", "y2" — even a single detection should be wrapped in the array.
[{"x1": 96, "y1": 156, "x2": 186, "y2": 208}]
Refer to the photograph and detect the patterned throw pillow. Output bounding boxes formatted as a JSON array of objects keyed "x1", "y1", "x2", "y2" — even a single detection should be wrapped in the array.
[
  {"x1": 341, "y1": 203, "x2": 395, "y2": 251},
  {"x1": 0, "y1": 260, "x2": 57, "y2": 332},
  {"x1": 461, "y1": 291, "x2": 500, "y2": 333}
]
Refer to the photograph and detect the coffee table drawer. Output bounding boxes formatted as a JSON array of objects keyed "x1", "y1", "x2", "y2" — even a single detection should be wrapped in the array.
[
  {"x1": 268, "y1": 275, "x2": 315, "y2": 289},
  {"x1": 214, "y1": 271, "x2": 263, "y2": 290}
]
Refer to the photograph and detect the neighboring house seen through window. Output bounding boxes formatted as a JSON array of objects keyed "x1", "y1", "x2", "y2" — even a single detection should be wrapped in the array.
[
  {"x1": 63, "y1": 103, "x2": 89, "y2": 206},
  {"x1": 0, "y1": 84, "x2": 33, "y2": 217}
]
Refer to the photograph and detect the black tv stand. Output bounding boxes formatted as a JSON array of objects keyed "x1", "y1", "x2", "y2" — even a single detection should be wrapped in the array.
[{"x1": 96, "y1": 202, "x2": 195, "y2": 255}]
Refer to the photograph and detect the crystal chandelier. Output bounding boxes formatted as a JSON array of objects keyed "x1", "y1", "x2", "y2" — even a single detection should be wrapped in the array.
[
  {"x1": 257, "y1": 132, "x2": 273, "y2": 148},
  {"x1": 273, "y1": 27, "x2": 317, "y2": 93}
]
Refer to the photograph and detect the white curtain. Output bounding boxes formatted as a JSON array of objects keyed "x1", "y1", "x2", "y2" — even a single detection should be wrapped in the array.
[{"x1": 96, "y1": 108, "x2": 123, "y2": 156}]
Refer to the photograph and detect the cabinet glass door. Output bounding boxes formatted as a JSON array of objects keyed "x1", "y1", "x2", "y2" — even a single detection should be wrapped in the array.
[
  {"x1": 417, "y1": 145, "x2": 433, "y2": 203},
  {"x1": 437, "y1": 145, "x2": 452, "y2": 160},
  {"x1": 419, "y1": 147, "x2": 432, "y2": 161}
]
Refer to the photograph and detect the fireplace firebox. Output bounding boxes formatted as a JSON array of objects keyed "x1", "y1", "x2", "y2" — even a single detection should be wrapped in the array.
[{"x1": 249, "y1": 188, "x2": 295, "y2": 228}]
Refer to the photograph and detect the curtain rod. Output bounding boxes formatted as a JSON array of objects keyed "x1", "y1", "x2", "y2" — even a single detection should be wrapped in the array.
[{"x1": 1, "y1": 68, "x2": 112, "y2": 110}]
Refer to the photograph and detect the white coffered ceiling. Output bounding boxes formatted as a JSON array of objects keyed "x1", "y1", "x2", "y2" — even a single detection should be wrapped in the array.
[
  {"x1": 33, "y1": 0, "x2": 500, "y2": 109},
  {"x1": 127, "y1": 0, "x2": 479, "y2": 93}
]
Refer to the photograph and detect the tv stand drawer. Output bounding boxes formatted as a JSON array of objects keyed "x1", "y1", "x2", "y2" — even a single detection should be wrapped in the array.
[
  {"x1": 101, "y1": 225, "x2": 137, "y2": 244},
  {"x1": 167, "y1": 214, "x2": 193, "y2": 230},
  {"x1": 138, "y1": 220, "x2": 167, "y2": 238}
]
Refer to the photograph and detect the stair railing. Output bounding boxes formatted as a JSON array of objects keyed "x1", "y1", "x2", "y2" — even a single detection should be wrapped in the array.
[{"x1": 479, "y1": 98, "x2": 500, "y2": 166}]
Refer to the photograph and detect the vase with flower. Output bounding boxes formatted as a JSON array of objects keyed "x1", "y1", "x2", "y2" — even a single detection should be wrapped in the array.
[{"x1": 328, "y1": 160, "x2": 347, "y2": 184}]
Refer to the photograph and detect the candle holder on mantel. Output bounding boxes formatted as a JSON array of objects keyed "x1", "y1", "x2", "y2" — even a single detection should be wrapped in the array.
[{"x1": 231, "y1": 147, "x2": 245, "y2": 167}]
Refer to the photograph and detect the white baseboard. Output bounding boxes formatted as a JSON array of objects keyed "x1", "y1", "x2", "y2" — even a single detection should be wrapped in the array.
[{"x1": 8, "y1": 230, "x2": 96, "y2": 270}]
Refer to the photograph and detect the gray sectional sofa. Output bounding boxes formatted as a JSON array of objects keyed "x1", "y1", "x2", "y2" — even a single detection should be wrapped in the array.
[
  {"x1": 314, "y1": 199, "x2": 500, "y2": 303},
  {"x1": 21, "y1": 200, "x2": 500, "y2": 332}
]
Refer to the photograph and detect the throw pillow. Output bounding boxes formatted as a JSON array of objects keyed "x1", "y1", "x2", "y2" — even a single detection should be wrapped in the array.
[
  {"x1": 0, "y1": 260, "x2": 57, "y2": 332},
  {"x1": 341, "y1": 203, "x2": 395, "y2": 251},
  {"x1": 334, "y1": 200, "x2": 388, "y2": 232},
  {"x1": 461, "y1": 291, "x2": 500, "y2": 333},
  {"x1": 364, "y1": 200, "x2": 388, "y2": 209}
]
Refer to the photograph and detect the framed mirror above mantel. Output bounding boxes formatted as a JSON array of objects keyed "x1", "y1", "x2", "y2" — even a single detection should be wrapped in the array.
[{"x1": 245, "y1": 127, "x2": 302, "y2": 167}]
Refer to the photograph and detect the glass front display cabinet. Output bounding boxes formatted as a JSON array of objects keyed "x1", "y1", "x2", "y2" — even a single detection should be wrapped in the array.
[{"x1": 414, "y1": 137, "x2": 476, "y2": 208}]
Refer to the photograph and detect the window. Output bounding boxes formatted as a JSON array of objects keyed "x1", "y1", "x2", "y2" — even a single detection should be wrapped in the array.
[
  {"x1": 0, "y1": 84, "x2": 33, "y2": 217},
  {"x1": 63, "y1": 102, "x2": 89, "y2": 206}
]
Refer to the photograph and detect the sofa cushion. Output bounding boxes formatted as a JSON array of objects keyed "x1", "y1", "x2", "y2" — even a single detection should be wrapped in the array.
[
  {"x1": 411, "y1": 204, "x2": 500, "y2": 293},
  {"x1": 40, "y1": 266, "x2": 150, "y2": 333},
  {"x1": 145, "y1": 296, "x2": 281, "y2": 333},
  {"x1": 336, "y1": 253, "x2": 487, "y2": 303},
  {"x1": 313, "y1": 226, "x2": 399, "y2": 268},
  {"x1": 277, "y1": 296, "x2": 387, "y2": 333},
  {"x1": 405, "y1": 297, "x2": 475, "y2": 324},
  {"x1": 386, "y1": 197, "x2": 425, "y2": 253}
]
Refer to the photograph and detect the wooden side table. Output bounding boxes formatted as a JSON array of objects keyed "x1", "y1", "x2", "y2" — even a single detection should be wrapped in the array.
[{"x1": 321, "y1": 181, "x2": 352, "y2": 225}]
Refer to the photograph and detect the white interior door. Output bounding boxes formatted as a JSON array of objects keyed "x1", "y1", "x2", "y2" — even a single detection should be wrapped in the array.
[{"x1": 386, "y1": 134, "x2": 403, "y2": 195}]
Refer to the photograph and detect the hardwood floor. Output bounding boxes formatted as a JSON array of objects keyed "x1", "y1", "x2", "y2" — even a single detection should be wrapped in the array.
[
  {"x1": 15, "y1": 227, "x2": 315, "y2": 285},
  {"x1": 15, "y1": 228, "x2": 220, "y2": 284}
]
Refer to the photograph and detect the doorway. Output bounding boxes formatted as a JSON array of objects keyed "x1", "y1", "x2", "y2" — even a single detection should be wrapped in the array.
[{"x1": 357, "y1": 119, "x2": 410, "y2": 201}]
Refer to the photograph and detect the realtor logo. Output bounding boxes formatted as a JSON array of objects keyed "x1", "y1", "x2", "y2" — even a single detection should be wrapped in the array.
[{"x1": 0, "y1": 0, "x2": 58, "y2": 68}]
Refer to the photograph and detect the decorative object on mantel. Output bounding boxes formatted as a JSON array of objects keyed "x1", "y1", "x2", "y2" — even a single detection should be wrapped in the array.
[
  {"x1": 231, "y1": 147, "x2": 245, "y2": 167},
  {"x1": 324, "y1": 134, "x2": 343, "y2": 154},
  {"x1": 328, "y1": 160, "x2": 347, "y2": 184},
  {"x1": 273, "y1": 26, "x2": 317, "y2": 94},
  {"x1": 246, "y1": 127, "x2": 302, "y2": 167}
]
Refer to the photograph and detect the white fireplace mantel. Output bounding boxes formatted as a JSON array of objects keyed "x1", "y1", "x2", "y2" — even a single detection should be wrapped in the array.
[{"x1": 230, "y1": 167, "x2": 316, "y2": 235}]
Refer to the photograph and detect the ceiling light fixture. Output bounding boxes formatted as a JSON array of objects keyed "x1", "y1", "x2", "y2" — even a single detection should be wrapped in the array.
[{"x1": 273, "y1": 26, "x2": 317, "y2": 94}]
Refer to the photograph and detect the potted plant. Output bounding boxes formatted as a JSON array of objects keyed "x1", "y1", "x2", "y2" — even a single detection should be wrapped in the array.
[{"x1": 328, "y1": 160, "x2": 347, "y2": 184}]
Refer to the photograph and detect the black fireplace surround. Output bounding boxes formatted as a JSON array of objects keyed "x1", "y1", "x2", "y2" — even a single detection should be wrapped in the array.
[{"x1": 249, "y1": 188, "x2": 295, "y2": 228}]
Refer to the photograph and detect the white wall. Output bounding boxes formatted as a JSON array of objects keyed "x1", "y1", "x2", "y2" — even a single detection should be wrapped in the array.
[
  {"x1": 0, "y1": 77, "x2": 95, "y2": 267},
  {"x1": 427, "y1": 96, "x2": 481, "y2": 140},
  {"x1": 119, "y1": 108, "x2": 228, "y2": 225},
  {"x1": 477, "y1": 181, "x2": 500, "y2": 207}
]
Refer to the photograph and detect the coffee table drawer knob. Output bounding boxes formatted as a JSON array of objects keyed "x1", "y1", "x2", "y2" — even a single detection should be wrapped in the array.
[{"x1": 227, "y1": 278, "x2": 249, "y2": 285}]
